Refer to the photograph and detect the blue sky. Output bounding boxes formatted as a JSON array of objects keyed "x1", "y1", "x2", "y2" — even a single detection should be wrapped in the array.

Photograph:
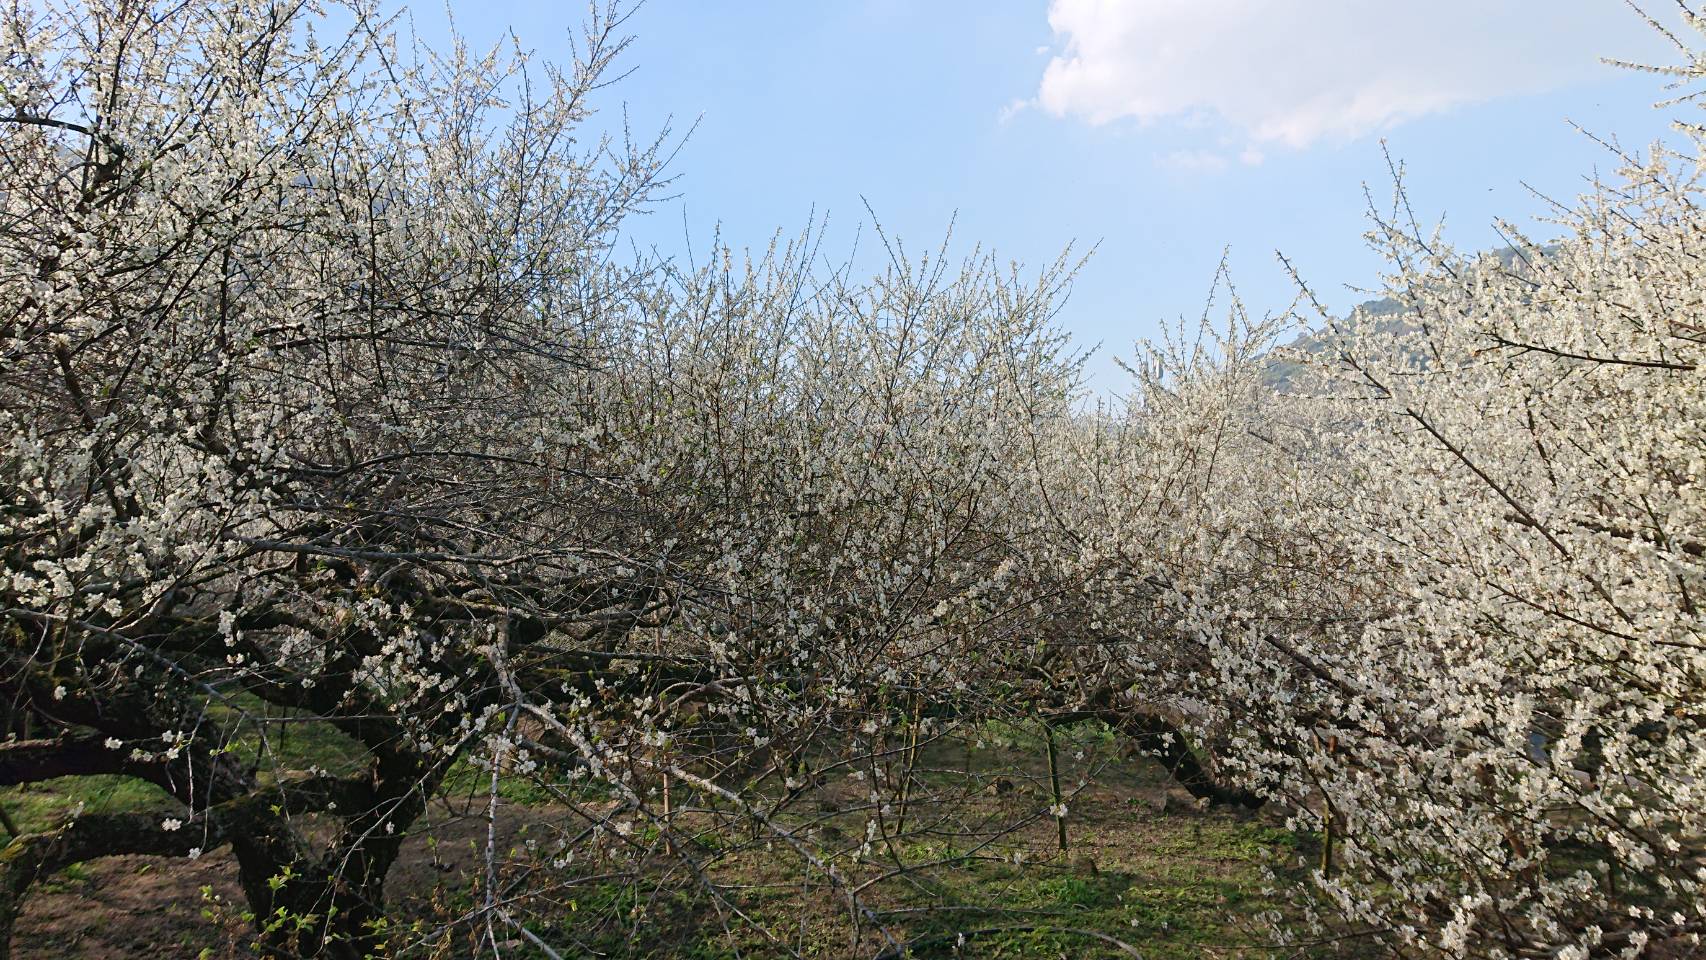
[{"x1": 413, "y1": 2, "x2": 1687, "y2": 393}]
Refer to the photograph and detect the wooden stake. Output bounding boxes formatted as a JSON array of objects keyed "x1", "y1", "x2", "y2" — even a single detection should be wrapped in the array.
[
  {"x1": 1046, "y1": 724, "x2": 1067, "y2": 853},
  {"x1": 661, "y1": 769, "x2": 675, "y2": 857}
]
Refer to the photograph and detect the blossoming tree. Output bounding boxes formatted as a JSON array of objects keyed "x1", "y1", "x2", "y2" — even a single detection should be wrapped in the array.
[
  {"x1": 1041, "y1": 58, "x2": 1706, "y2": 960},
  {"x1": 0, "y1": 1, "x2": 1085, "y2": 955}
]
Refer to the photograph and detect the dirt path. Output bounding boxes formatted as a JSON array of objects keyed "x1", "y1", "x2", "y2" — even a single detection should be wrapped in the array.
[
  {"x1": 15, "y1": 852, "x2": 244, "y2": 959},
  {"x1": 13, "y1": 802, "x2": 543, "y2": 959}
]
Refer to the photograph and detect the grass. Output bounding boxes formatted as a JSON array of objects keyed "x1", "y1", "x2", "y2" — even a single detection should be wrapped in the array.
[
  {"x1": 0, "y1": 700, "x2": 372, "y2": 837},
  {"x1": 530, "y1": 733, "x2": 1310, "y2": 960},
  {"x1": 6, "y1": 721, "x2": 1322, "y2": 959},
  {"x1": 0, "y1": 702, "x2": 568, "y2": 838},
  {"x1": 880, "y1": 836, "x2": 1284, "y2": 960},
  {"x1": 0, "y1": 774, "x2": 170, "y2": 836},
  {"x1": 623, "y1": 830, "x2": 1292, "y2": 960}
]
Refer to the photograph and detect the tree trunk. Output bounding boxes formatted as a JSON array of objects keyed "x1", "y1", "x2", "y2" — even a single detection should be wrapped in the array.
[
  {"x1": 229, "y1": 753, "x2": 440, "y2": 959},
  {"x1": 230, "y1": 823, "x2": 403, "y2": 960}
]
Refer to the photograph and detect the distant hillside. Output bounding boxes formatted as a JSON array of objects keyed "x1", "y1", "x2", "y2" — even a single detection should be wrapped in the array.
[
  {"x1": 1262, "y1": 245, "x2": 1553, "y2": 390},
  {"x1": 1261, "y1": 294, "x2": 1403, "y2": 390}
]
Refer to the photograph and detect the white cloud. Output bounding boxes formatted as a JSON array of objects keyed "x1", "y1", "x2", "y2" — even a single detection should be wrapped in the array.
[{"x1": 1036, "y1": 1, "x2": 1670, "y2": 148}]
